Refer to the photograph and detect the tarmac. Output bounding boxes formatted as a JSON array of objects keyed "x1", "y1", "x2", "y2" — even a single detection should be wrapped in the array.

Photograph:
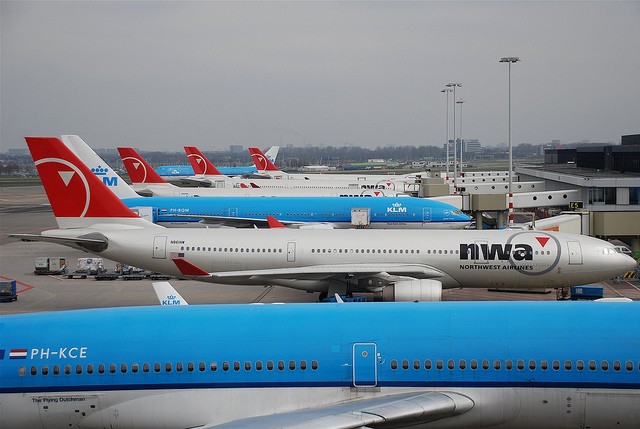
[{"x1": 1, "y1": 185, "x2": 639, "y2": 316}]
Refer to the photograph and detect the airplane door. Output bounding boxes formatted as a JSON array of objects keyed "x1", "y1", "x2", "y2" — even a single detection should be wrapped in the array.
[
  {"x1": 153, "y1": 236, "x2": 167, "y2": 259},
  {"x1": 287, "y1": 242, "x2": 296, "y2": 262},
  {"x1": 228, "y1": 208, "x2": 238, "y2": 217},
  {"x1": 422, "y1": 208, "x2": 432, "y2": 223},
  {"x1": 353, "y1": 343, "x2": 377, "y2": 387},
  {"x1": 567, "y1": 241, "x2": 583, "y2": 265}
]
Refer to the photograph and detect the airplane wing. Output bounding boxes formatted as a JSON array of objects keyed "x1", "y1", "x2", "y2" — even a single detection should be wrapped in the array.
[
  {"x1": 172, "y1": 258, "x2": 444, "y2": 285},
  {"x1": 177, "y1": 177, "x2": 213, "y2": 187},
  {"x1": 166, "y1": 214, "x2": 336, "y2": 229},
  {"x1": 201, "y1": 391, "x2": 474, "y2": 428}
]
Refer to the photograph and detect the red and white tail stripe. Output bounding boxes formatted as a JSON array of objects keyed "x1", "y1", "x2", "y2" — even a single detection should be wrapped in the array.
[
  {"x1": 184, "y1": 146, "x2": 224, "y2": 176},
  {"x1": 117, "y1": 147, "x2": 168, "y2": 184}
]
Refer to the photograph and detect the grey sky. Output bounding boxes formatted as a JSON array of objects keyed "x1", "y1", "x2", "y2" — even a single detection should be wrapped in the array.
[{"x1": 2, "y1": 1, "x2": 639, "y2": 152}]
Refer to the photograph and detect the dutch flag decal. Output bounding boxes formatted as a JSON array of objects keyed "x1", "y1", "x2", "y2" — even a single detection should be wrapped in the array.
[{"x1": 9, "y1": 349, "x2": 28, "y2": 359}]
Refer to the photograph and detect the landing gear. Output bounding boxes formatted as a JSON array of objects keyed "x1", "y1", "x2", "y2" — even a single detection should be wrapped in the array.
[{"x1": 318, "y1": 291, "x2": 328, "y2": 301}]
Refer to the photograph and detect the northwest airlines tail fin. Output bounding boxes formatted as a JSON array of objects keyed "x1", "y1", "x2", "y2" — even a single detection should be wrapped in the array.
[
  {"x1": 25, "y1": 137, "x2": 159, "y2": 229},
  {"x1": 183, "y1": 146, "x2": 225, "y2": 176},
  {"x1": 61, "y1": 135, "x2": 140, "y2": 199},
  {"x1": 249, "y1": 147, "x2": 280, "y2": 172},
  {"x1": 118, "y1": 147, "x2": 169, "y2": 184}
]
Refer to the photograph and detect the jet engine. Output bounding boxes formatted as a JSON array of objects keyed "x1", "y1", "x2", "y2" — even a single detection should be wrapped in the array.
[{"x1": 377, "y1": 279, "x2": 442, "y2": 302}]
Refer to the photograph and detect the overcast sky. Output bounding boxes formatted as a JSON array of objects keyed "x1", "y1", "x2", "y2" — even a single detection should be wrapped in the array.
[{"x1": 2, "y1": 1, "x2": 639, "y2": 152}]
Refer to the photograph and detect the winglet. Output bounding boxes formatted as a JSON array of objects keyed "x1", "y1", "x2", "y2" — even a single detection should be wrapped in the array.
[
  {"x1": 117, "y1": 147, "x2": 168, "y2": 184},
  {"x1": 184, "y1": 146, "x2": 224, "y2": 176},
  {"x1": 172, "y1": 258, "x2": 211, "y2": 276},
  {"x1": 152, "y1": 281, "x2": 189, "y2": 306},
  {"x1": 249, "y1": 147, "x2": 280, "y2": 172},
  {"x1": 266, "y1": 216, "x2": 286, "y2": 229}
]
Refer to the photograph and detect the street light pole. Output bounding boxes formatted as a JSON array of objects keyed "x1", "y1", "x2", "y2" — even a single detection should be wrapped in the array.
[
  {"x1": 499, "y1": 57, "x2": 519, "y2": 224},
  {"x1": 440, "y1": 88, "x2": 452, "y2": 180},
  {"x1": 456, "y1": 99, "x2": 465, "y2": 178},
  {"x1": 446, "y1": 83, "x2": 462, "y2": 190}
]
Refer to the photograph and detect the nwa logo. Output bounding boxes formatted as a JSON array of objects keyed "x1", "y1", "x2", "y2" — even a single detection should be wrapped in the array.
[
  {"x1": 461, "y1": 242, "x2": 533, "y2": 261},
  {"x1": 387, "y1": 202, "x2": 407, "y2": 213},
  {"x1": 187, "y1": 154, "x2": 207, "y2": 174},
  {"x1": 459, "y1": 232, "x2": 561, "y2": 276},
  {"x1": 91, "y1": 166, "x2": 118, "y2": 187}
]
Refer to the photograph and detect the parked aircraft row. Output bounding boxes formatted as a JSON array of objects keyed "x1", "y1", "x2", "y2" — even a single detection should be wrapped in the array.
[
  {"x1": 119, "y1": 145, "x2": 411, "y2": 197},
  {"x1": 64, "y1": 135, "x2": 470, "y2": 229},
  {"x1": 155, "y1": 145, "x2": 280, "y2": 177},
  {"x1": 13, "y1": 137, "x2": 636, "y2": 302}
]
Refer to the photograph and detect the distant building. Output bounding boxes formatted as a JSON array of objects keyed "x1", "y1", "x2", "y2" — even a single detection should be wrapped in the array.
[
  {"x1": 229, "y1": 145, "x2": 243, "y2": 154},
  {"x1": 463, "y1": 139, "x2": 481, "y2": 154}
]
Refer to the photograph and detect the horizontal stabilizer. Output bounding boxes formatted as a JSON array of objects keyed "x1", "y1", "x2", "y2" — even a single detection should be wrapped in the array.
[
  {"x1": 172, "y1": 258, "x2": 211, "y2": 277},
  {"x1": 10, "y1": 233, "x2": 108, "y2": 252}
]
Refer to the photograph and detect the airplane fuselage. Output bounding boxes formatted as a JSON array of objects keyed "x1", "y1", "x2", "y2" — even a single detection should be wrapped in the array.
[
  {"x1": 122, "y1": 195, "x2": 470, "y2": 229},
  {"x1": 1, "y1": 302, "x2": 640, "y2": 428},
  {"x1": 48, "y1": 227, "x2": 634, "y2": 293}
]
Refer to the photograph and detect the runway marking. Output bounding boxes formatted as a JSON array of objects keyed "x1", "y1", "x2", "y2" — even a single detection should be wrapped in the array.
[{"x1": 0, "y1": 275, "x2": 34, "y2": 294}]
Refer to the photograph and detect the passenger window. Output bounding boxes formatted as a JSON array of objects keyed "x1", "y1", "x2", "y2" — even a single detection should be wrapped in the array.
[
  {"x1": 493, "y1": 360, "x2": 501, "y2": 370},
  {"x1": 99, "y1": 364, "x2": 106, "y2": 374},
  {"x1": 447, "y1": 360, "x2": 455, "y2": 370},
  {"x1": 154, "y1": 363, "x2": 160, "y2": 373},
  {"x1": 517, "y1": 360, "x2": 524, "y2": 370},
  {"x1": 245, "y1": 361, "x2": 252, "y2": 371},
  {"x1": 198, "y1": 362, "x2": 205, "y2": 372},
  {"x1": 540, "y1": 360, "x2": 548, "y2": 370},
  {"x1": 108, "y1": 364, "x2": 115, "y2": 374},
  {"x1": 613, "y1": 361, "x2": 621, "y2": 371},
  {"x1": 277, "y1": 361, "x2": 285, "y2": 371},
  {"x1": 424, "y1": 360, "x2": 432, "y2": 370},
  {"x1": 470, "y1": 360, "x2": 477, "y2": 370},
  {"x1": 505, "y1": 360, "x2": 513, "y2": 370},
  {"x1": 311, "y1": 360, "x2": 318, "y2": 370},
  {"x1": 210, "y1": 362, "x2": 217, "y2": 372},
  {"x1": 300, "y1": 360, "x2": 307, "y2": 371},
  {"x1": 42, "y1": 366, "x2": 49, "y2": 376},
  {"x1": 289, "y1": 361, "x2": 296, "y2": 371},
  {"x1": 588, "y1": 360, "x2": 596, "y2": 371},
  {"x1": 266, "y1": 361, "x2": 274, "y2": 371},
  {"x1": 176, "y1": 363, "x2": 183, "y2": 373},
  {"x1": 53, "y1": 365, "x2": 60, "y2": 375},
  {"x1": 459, "y1": 360, "x2": 466, "y2": 370},
  {"x1": 436, "y1": 360, "x2": 443, "y2": 370},
  {"x1": 529, "y1": 360, "x2": 536, "y2": 370},
  {"x1": 222, "y1": 362, "x2": 229, "y2": 372},
  {"x1": 552, "y1": 360, "x2": 560, "y2": 371},
  {"x1": 564, "y1": 361, "x2": 572, "y2": 371},
  {"x1": 576, "y1": 360, "x2": 584, "y2": 371},
  {"x1": 18, "y1": 366, "x2": 26, "y2": 376},
  {"x1": 482, "y1": 360, "x2": 489, "y2": 370},
  {"x1": 87, "y1": 364, "x2": 94, "y2": 374},
  {"x1": 121, "y1": 364, "x2": 127, "y2": 374},
  {"x1": 165, "y1": 363, "x2": 172, "y2": 373},
  {"x1": 402, "y1": 360, "x2": 409, "y2": 370},
  {"x1": 626, "y1": 361, "x2": 634, "y2": 372},
  {"x1": 30, "y1": 366, "x2": 37, "y2": 376},
  {"x1": 255, "y1": 361, "x2": 263, "y2": 371},
  {"x1": 601, "y1": 361, "x2": 609, "y2": 371},
  {"x1": 413, "y1": 360, "x2": 420, "y2": 370},
  {"x1": 65, "y1": 365, "x2": 72, "y2": 375},
  {"x1": 76, "y1": 365, "x2": 83, "y2": 375}
]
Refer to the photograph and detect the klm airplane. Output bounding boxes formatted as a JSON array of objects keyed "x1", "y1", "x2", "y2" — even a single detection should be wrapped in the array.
[
  {"x1": 1, "y1": 301, "x2": 640, "y2": 428},
  {"x1": 123, "y1": 195, "x2": 470, "y2": 229},
  {"x1": 63, "y1": 135, "x2": 470, "y2": 229}
]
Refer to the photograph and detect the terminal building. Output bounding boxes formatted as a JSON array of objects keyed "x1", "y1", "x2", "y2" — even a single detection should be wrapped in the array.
[{"x1": 517, "y1": 134, "x2": 640, "y2": 253}]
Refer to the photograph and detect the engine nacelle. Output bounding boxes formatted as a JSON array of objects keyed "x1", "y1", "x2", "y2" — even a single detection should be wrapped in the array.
[{"x1": 378, "y1": 279, "x2": 442, "y2": 302}]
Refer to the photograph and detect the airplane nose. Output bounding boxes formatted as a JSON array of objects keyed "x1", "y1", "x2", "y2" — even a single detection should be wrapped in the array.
[{"x1": 621, "y1": 255, "x2": 638, "y2": 273}]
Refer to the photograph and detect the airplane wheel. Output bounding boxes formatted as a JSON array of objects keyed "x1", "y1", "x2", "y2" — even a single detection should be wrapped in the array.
[{"x1": 318, "y1": 292, "x2": 328, "y2": 301}]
